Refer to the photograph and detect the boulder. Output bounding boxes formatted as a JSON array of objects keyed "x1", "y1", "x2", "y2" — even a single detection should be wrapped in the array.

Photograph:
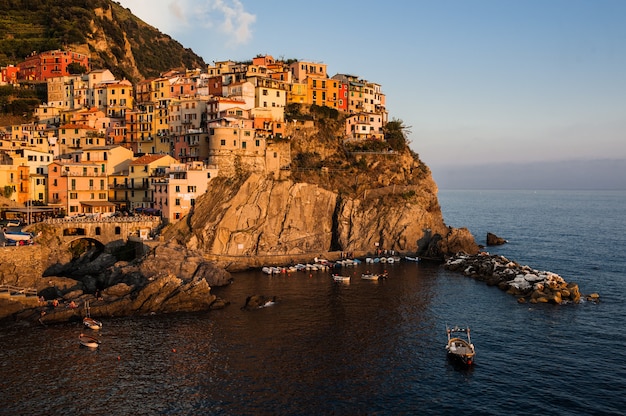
[
  {"x1": 486, "y1": 232, "x2": 507, "y2": 246},
  {"x1": 242, "y1": 295, "x2": 280, "y2": 310}
]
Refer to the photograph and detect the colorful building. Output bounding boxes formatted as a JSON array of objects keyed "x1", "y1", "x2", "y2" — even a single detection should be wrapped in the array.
[{"x1": 17, "y1": 50, "x2": 89, "y2": 82}]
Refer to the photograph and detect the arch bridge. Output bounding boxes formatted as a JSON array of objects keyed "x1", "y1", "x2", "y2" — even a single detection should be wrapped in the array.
[{"x1": 36, "y1": 216, "x2": 162, "y2": 248}]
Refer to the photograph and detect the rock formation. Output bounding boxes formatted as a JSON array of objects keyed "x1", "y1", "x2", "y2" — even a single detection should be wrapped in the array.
[
  {"x1": 486, "y1": 232, "x2": 507, "y2": 246},
  {"x1": 444, "y1": 252, "x2": 599, "y2": 305},
  {"x1": 1, "y1": 240, "x2": 230, "y2": 324},
  {"x1": 164, "y1": 172, "x2": 478, "y2": 266}
]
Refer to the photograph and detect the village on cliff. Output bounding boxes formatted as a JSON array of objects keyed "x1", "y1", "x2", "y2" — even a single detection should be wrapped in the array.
[{"x1": 1, "y1": 50, "x2": 388, "y2": 224}]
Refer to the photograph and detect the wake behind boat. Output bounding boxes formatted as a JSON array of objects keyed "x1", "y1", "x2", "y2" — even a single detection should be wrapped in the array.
[{"x1": 445, "y1": 325, "x2": 476, "y2": 365}]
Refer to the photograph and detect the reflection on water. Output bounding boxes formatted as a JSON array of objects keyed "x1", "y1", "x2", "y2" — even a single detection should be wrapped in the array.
[{"x1": 1, "y1": 261, "x2": 625, "y2": 415}]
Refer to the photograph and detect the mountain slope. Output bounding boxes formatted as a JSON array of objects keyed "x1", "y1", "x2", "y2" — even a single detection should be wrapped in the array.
[{"x1": 0, "y1": 0, "x2": 206, "y2": 82}]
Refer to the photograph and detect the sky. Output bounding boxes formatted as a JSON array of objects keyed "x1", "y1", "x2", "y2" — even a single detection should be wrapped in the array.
[{"x1": 116, "y1": 0, "x2": 626, "y2": 189}]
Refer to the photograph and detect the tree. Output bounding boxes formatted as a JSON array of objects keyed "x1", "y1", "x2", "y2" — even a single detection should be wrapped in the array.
[
  {"x1": 67, "y1": 62, "x2": 87, "y2": 74},
  {"x1": 384, "y1": 119, "x2": 412, "y2": 151}
]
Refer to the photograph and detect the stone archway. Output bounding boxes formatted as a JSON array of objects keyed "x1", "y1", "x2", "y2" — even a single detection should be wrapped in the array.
[{"x1": 67, "y1": 237, "x2": 105, "y2": 260}]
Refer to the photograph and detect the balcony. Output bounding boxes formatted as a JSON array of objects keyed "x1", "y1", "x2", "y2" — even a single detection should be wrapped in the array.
[{"x1": 61, "y1": 171, "x2": 105, "y2": 177}]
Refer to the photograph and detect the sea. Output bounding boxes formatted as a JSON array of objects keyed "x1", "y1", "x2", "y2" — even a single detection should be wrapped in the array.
[{"x1": 1, "y1": 190, "x2": 625, "y2": 416}]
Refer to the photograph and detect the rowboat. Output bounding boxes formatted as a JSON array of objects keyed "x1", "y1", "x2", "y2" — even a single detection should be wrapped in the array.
[
  {"x1": 404, "y1": 256, "x2": 420, "y2": 262},
  {"x1": 83, "y1": 301, "x2": 102, "y2": 330},
  {"x1": 79, "y1": 333, "x2": 100, "y2": 349},
  {"x1": 361, "y1": 272, "x2": 383, "y2": 280},
  {"x1": 331, "y1": 274, "x2": 350, "y2": 282},
  {"x1": 83, "y1": 317, "x2": 102, "y2": 330},
  {"x1": 3, "y1": 231, "x2": 33, "y2": 242},
  {"x1": 445, "y1": 325, "x2": 476, "y2": 365}
]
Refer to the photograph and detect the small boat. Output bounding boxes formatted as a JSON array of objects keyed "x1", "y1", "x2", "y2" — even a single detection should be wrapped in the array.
[
  {"x1": 332, "y1": 274, "x2": 350, "y2": 282},
  {"x1": 3, "y1": 231, "x2": 33, "y2": 241},
  {"x1": 83, "y1": 301, "x2": 102, "y2": 330},
  {"x1": 445, "y1": 325, "x2": 476, "y2": 365},
  {"x1": 79, "y1": 333, "x2": 100, "y2": 349},
  {"x1": 404, "y1": 256, "x2": 420, "y2": 262},
  {"x1": 83, "y1": 317, "x2": 102, "y2": 330},
  {"x1": 361, "y1": 273, "x2": 380, "y2": 280}
]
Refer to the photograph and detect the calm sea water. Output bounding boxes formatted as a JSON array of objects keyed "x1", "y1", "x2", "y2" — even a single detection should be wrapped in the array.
[{"x1": 1, "y1": 190, "x2": 625, "y2": 415}]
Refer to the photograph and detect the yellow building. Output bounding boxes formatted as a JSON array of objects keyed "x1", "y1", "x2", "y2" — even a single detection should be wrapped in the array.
[
  {"x1": 127, "y1": 154, "x2": 178, "y2": 210},
  {"x1": 0, "y1": 156, "x2": 29, "y2": 205}
]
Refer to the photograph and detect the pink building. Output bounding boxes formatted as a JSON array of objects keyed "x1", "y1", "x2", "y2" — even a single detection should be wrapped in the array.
[{"x1": 152, "y1": 161, "x2": 218, "y2": 223}]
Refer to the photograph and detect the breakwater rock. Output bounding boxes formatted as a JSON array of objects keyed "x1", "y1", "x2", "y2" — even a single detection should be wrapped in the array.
[{"x1": 444, "y1": 252, "x2": 599, "y2": 305}]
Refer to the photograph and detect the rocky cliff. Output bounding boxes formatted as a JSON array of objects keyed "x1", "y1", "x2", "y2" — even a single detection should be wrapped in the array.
[{"x1": 163, "y1": 151, "x2": 478, "y2": 267}]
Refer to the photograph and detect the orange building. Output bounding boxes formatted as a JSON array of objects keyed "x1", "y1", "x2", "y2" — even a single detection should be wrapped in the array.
[
  {"x1": 47, "y1": 160, "x2": 112, "y2": 216},
  {"x1": 1, "y1": 65, "x2": 19, "y2": 85},
  {"x1": 17, "y1": 50, "x2": 89, "y2": 82}
]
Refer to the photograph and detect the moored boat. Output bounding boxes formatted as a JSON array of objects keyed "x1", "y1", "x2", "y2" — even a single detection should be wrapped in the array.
[
  {"x1": 361, "y1": 273, "x2": 380, "y2": 280},
  {"x1": 3, "y1": 231, "x2": 34, "y2": 245},
  {"x1": 331, "y1": 274, "x2": 350, "y2": 282},
  {"x1": 445, "y1": 325, "x2": 476, "y2": 365},
  {"x1": 83, "y1": 317, "x2": 102, "y2": 330},
  {"x1": 79, "y1": 333, "x2": 100, "y2": 349},
  {"x1": 83, "y1": 301, "x2": 102, "y2": 330}
]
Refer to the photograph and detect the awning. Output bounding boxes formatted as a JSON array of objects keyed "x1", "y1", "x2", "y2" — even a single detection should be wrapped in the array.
[{"x1": 80, "y1": 201, "x2": 117, "y2": 207}]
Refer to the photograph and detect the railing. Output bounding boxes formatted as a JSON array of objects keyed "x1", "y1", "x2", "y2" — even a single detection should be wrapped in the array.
[
  {"x1": 0, "y1": 284, "x2": 38, "y2": 297},
  {"x1": 44, "y1": 215, "x2": 161, "y2": 224}
]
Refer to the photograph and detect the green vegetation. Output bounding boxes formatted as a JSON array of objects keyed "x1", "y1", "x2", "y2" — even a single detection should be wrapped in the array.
[
  {"x1": 3, "y1": 186, "x2": 14, "y2": 198},
  {"x1": 384, "y1": 119, "x2": 411, "y2": 151},
  {"x1": 0, "y1": 0, "x2": 206, "y2": 79}
]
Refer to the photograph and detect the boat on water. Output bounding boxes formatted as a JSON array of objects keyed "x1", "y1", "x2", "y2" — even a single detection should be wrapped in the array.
[
  {"x1": 361, "y1": 273, "x2": 380, "y2": 280},
  {"x1": 445, "y1": 325, "x2": 476, "y2": 365},
  {"x1": 83, "y1": 301, "x2": 102, "y2": 330},
  {"x1": 83, "y1": 317, "x2": 102, "y2": 330},
  {"x1": 404, "y1": 256, "x2": 420, "y2": 262},
  {"x1": 331, "y1": 274, "x2": 350, "y2": 282},
  {"x1": 79, "y1": 333, "x2": 100, "y2": 349}
]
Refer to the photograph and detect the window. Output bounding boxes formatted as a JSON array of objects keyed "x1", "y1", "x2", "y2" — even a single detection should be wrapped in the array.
[
  {"x1": 175, "y1": 199, "x2": 181, "y2": 206},
  {"x1": 187, "y1": 186, "x2": 196, "y2": 193},
  {"x1": 175, "y1": 186, "x2": 180, "y2": 192},
  {"x1": 70, "y1": 193, "x2": 78, "y2": 199}
]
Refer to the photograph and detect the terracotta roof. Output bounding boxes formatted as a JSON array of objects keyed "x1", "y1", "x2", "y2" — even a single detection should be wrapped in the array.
[{"x1": 130, "y1": 154, "x2": 168, "y2": 165}]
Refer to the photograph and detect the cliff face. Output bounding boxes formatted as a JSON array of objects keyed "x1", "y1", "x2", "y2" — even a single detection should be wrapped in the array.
[{"x1": 164, "y1": 170, "x2": 477, "y2": 262}]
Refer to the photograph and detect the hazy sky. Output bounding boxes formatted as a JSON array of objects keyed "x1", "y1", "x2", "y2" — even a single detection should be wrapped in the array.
[{"x1": 116, "y1": 0, "x2": 626, "y2": 181}]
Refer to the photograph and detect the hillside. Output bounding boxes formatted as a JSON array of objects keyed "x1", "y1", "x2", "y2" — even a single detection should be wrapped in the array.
[{"x1": 0, "y1": 0, "x2": 206, "y2": 82}]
